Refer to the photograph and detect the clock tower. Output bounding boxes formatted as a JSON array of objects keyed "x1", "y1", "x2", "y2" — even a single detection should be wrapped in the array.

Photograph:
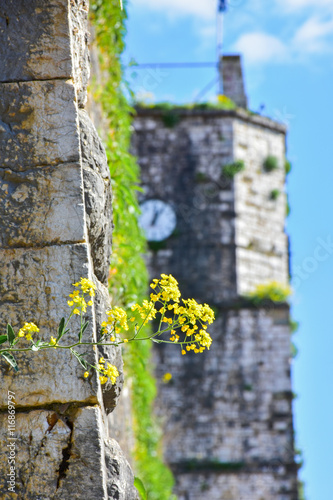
[{"x1": 131, "y1": 56, "x2": 298, "y2": 500}]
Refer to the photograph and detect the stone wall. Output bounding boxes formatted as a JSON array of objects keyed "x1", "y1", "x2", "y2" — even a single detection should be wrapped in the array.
[
  {"x1": 0, "y1": 1, "x2": 137, "y2": 498},
  {"x1": 154, "y1": 305, "x2": 297, "y2": 500}
]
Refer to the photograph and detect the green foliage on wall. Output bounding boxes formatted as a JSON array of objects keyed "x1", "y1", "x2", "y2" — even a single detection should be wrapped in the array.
[
  {"x1": 90, "y1": 2, "x2": 175, "y2": 499},
  {"x1": 263, "y1": 155, "x2": 279, "y2": 172},
  {"x1": 222, "y1": 159, "x2": 245, "y2": 179},
  {"x1": 270, "y1": 188, "x2": 281, "y2": 200},
  {"x1": 248, "y1": 281, "x2": 292, "y2": 304},
  {"x1": 285, "y1": 159, "x2": 292, "y2": 175},
  {"x1": 136, "y1": 96, "x2": 237, "y2": 112}
]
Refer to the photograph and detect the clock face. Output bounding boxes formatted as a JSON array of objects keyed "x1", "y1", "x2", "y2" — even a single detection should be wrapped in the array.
[{"x1": 139, "y1": 199, "x2": 177, "y2": 241}]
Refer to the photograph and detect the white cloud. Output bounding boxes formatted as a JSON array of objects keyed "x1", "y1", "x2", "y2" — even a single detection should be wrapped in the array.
[
  {"x1": 278, "y1": 0, "x2": 333, "y2": 11},
  {"x1": 293, "y1": 16, "x2": 333, "y2": 53},
  {"x1": 233, "y1": 32, "x2": 288, "y2": 65},
  {"x1": 133, "y1": 0, "x2": 216, "y2": 20}
]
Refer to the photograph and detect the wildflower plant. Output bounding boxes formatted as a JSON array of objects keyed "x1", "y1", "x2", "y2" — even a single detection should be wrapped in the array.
[
  {"x1": 0, "y1": 274, "x2": 215, "y2": 386},
  {"x1": 248, "y1": 281, "x2": 292, "y2": 304}
]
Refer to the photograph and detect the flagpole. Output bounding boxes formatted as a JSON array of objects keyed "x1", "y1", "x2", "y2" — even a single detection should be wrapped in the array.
[{"x1": 217, "y1": 10, "x2": 224, "y2": 95}]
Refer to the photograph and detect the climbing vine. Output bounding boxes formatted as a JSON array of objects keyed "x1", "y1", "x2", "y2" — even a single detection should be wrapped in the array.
[{"x1": 89, "y1": 1, "x2": 176, "y2": 498}]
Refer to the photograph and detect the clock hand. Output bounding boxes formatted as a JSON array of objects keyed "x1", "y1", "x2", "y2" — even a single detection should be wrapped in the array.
[{"x1": 151, "y1": 207, "x2": 162, "y2": 226}]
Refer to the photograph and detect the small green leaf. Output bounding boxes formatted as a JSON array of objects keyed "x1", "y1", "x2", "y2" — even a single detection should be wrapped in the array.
[
  {"x1": 72, "y1": 350, "x2": 88, "y2": 369},
  {"x1": 79, "y1": 321, "x2": 89, "y2": 342},
  {"x1": 134, "y1": 477, "x2": 147, "y2": 500},
  {"x1": 57, "y1": 318, "x2": 66, "y2": 342},
  {"x1": 7, "y1": 324, "x2": 15, "y2": 346},
  {"x1": 0, "y1": 335, "x2": 8, "y2": 345},
  {"x1": 81, "y1": 321, "x2": 89, "y2": 335},
  {"x1": 1, "y1": 351, "x2": 18, "y2": 372}
]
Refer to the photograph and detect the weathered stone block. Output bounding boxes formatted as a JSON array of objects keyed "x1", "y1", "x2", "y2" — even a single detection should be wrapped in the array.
[
  {"x1": 70, "y1": 0, "x2": 90, "y2": 108},
  {"x1": 0, "y1": 80, "x2": 80, "y2": 169},
  {"x1": 0, "y1": 0, "x2": 72, "y2": 83},
  {"x1": 0, "y1": 406, "x2": 137, "y2": 499},
  {"x1": 0, "y1": 245, "x2": 120, "y2": 408},
  {"x1": 0, "y1": 163, "x2": 85, "y2": 248},
  {"x1": 80, "y1": 110, "x2": 113, "y2": 285}
]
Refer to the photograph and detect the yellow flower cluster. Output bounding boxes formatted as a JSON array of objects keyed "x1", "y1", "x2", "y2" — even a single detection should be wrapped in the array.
[
  {"x1": 73, "y1": 277, "x2": 96, "y2": 297},
  {"x1": 106, "y1": 307, "x2": 129, "y2": 332},
  {"x1": 149, "y1": 275, "x2": 214, "y2": 355},
  {"x1": 68, "y1": 277, "x2": 96, "y2": 314},
  {"x1": 18, "y1": 322, "x2": 39, "y2": 341},
  {"x1": 150, "y1": 274, "x2": 181, "y2": 303},
  {"x1": 131, "y1": 300, "x2": 157, "y2": 325},
  {"x1": 97, "y1": 357, "x2": 119, "y2": 385}
]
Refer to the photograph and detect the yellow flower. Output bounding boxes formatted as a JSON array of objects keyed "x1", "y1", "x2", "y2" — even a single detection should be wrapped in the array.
[
  {"x1": 181, "y1": 350, "x2": 186, "y2": 355},
  {"x1": 84, "y1": 371, "x2": 89, "y2": 378},
  {"x1": 105, "y1": 363, "x2": 119, "y2": 385},
  {"x1": 99, "y1": 375, "x2": 108, "y2": 385},
  {"x1": 26, "y1": 334, "x2": 33, "y2": 341},
  {"x1": 99, "y1": 357, "x2": 105, "y2": 363},
  {"x1": 107, "y1": 306, "x2": 129, "y2": 331},
  {"x1": 18, "y1": 322, "x2": 39, "y2": 338},
  {"x1": 123, "y1": 339, "x2": 128, "y2": 343},
  {"x1": 73, "y1": 277, "x2": 96, "y2": 296},
  {"x1": 50, "y1": 336, "x2": 57, "y2": 347},
  {"x1": 162, "y1": 372, "x2": 172, "y2": 383}
]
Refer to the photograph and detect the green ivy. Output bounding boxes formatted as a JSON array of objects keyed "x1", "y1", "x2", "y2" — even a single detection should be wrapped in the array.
[
  {"x1": 136, "y1": 97, "x2": 237, "y2": 112},
  {"x1": 270, "y1": 189, "x2": 280, "y2": 200},
  {"x1": 285, "y1": 159, "x2": 292, "y2": 175},
  {"x1": 222, "y1": 159, "x2": 245, "y2": 179},
  {"x1": 90, "y1": 2, "x2": 175, "y2": 499},
  {"x1": 263, "y1": 155, "x2": 279, "y2": 172}
]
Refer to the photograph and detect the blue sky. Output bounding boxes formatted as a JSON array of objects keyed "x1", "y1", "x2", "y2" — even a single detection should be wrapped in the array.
[{"x1": 123, "y1": 1, "x2": 333, "y2": 498}]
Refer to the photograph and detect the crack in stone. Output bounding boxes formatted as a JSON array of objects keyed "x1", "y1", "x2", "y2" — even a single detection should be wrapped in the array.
[
  {"x1": 56, "y1": 419, "x2": 74, "y2": 489},
  {"x1": 0, "y1": 76, "x2": 73, "y2": 85}
]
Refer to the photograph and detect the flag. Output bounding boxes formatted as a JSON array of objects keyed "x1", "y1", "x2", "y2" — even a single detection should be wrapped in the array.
[{"x1": 218, "y1": 0, "x2": 227, "y2": 12}]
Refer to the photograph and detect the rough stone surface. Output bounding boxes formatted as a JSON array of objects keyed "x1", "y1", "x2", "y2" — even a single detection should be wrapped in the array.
[
  {"x1": 0, "y1": 80, "x2": 80, "y2": 170},
  {"x1": 0, "y1": 163, "x2": 85, "y2": 248},
  {"x1": 0, "y1": 0, "x2": 72, "y2": 82},
  {"x1": 0, "y1": 406, "x2": 137, "y2": 500},
  {"x1": 233, "y1": 118, "x2": 289, "y2": 295},
  {"x1": 175, "y1": 471, "x2": 298, "y2": 500},
  {"x1": 0, "y1": 1, "x2": 136, "y2": 498},
  {"x1": 0, "y1": 244, "x2": 99, "y2": 407},
  {"x1": 70, "y1": 0, "x2": 90, "y2": 108},
  {"x1": 222, "y1": 55, "x2": 248, "y2": 109},
  {"x1": 105, "y1": 438, "x2": 139, "y2": 500},
  {"x1": 80, "y1": 109, "x2": 113, "y2": 285},
  {"x1": 155, "y1": 307, "x2": 294, "y2": 465}
]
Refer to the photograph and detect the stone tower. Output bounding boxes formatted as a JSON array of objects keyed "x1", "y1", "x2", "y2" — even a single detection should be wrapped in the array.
[{"x1": 131, "y1": 56, "x2": 298, "y2": 499}]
